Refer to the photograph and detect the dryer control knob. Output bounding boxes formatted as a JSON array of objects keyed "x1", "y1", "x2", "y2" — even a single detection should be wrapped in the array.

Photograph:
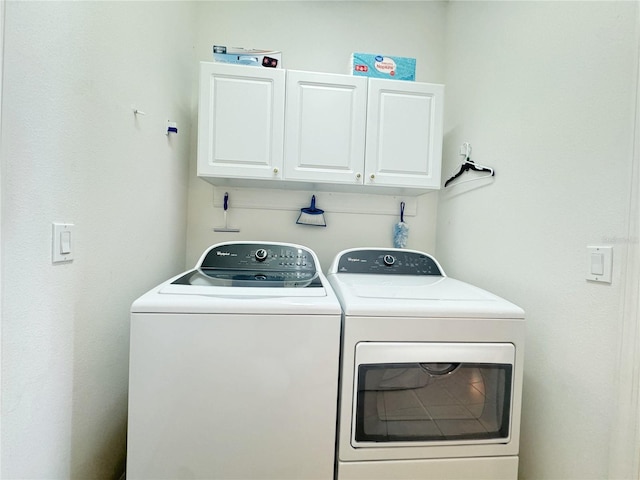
[
  {"x1": 383, "y1": 254, "x2": 395, "y2": 266},
  {"x1": 255, "y1": 249, "x2": 268, "y2": 261}
]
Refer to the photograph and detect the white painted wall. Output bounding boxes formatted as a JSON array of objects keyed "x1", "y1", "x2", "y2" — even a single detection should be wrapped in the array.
[
  {"x1": 438, "y1": 2, "x2": 638, "y2": 479},
  {"x1": 609, "y1": 6, "x2": 640, "y2": 475},
  {"x1": 1, "y1": 2, "x2": 195, "y2": 477},
  {"x1": 1, "y1": 1, "x2": 638, "y2": 479},
  {"x1": 186, "y1": 1, "x2": 447, "y2": 270},
  {"x1": 0, "y1": 0, "x2": 6, "y2": 474}
]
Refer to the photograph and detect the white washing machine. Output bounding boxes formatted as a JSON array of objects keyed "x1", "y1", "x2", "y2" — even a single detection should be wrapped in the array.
[
  {"x1": 127, "y1": 241, "x2": 342, "y2": 480},
  {"x1": 327, "y1": 248, "x2": 525, "y2": 480}
]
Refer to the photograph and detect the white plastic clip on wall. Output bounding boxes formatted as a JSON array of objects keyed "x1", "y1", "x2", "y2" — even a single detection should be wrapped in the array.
[{"x1": 166, "y1": 121, "x2": 178, "y2": 135}]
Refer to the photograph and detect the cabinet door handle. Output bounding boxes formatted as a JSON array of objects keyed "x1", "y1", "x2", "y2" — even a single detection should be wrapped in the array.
[
  {"x1": 369, "y1": 174, "x2": 375, "y2": 180},
  {"x1": 355, "y1": 173, "x2": 362, "y2": 181},
  {"x1": 273, "y1": 168, "x2": 279, "y2": 174}
]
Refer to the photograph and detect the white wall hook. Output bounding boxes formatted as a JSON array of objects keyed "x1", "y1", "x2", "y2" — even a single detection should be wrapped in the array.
[{"x1": 459, "y1": 142, "x2": 472, "y2": 158}]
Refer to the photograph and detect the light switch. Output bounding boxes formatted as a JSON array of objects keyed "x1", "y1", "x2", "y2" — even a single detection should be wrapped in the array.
[
  {"x1": 60, "y1": 231, "x2": 71, "y2": 254},
  {"x1": 52, "y1": 223, "x2": 74, "y2": 263},
  {"x1": 587, "y1": 246, "x2": 612, "y2": 283},
  {"x1": 591, "y1": 253, "x2": 604, "y2": 276}
]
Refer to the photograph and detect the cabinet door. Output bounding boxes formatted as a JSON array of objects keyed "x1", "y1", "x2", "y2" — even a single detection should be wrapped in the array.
[
  {"x1": 284, "y1": 71, "x2": 367, "y2": 184},
  {"x1": 197, "y1": 62, "x2": 285, "y2": 180},
  {"x1": 365, "y1": 79, "x2": 444, "y2": 189}
]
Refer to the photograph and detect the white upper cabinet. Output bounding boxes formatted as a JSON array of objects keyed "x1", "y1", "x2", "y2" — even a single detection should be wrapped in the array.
[
  {"x1": 284, "y1": 71, "x2": 368, "y2": 184},
  {"x1": 365, "y1": 79, "x2": 444, "y2": 189},
  {"x1": 197, "y1": 62, "x2": 285, "y2": 181},
  {"x1": 196, "y1": 62, "x2": 444, "y2": 193}
]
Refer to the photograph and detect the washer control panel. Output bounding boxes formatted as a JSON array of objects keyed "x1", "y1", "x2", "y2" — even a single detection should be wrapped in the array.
[
  {"x1": 199, "y1": 243, "x2": 317, "y2": 275},
  {"x1": 334, "y1": 249, "x2": 442, "y2": 276}
]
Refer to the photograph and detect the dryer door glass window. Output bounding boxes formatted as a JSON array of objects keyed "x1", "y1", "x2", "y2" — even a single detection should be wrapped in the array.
[
  {"x1": 352, "y1": 342, "x2": 515, "y2": 445},
  {"x1": 355, "y1": 362, "x2": 512, "y2": 443}
]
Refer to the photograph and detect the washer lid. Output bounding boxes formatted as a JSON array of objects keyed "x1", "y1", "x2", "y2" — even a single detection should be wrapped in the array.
[
  {"x1": 132, "y1": 270, "x2": 341, "y2": 314},
  {"x1": 131, "y1": 241, "x2": 341, "y2": 315}
]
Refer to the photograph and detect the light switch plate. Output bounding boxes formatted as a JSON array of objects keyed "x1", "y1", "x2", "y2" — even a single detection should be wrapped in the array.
[
  {"x1": 52, "y1": 223, "x2": 74, "y2": 263},
  {"x1": 586, "y1": 246, "x2": 612, "y2": 283}
]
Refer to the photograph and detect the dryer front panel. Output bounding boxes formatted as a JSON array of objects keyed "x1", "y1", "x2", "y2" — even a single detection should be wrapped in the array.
[{"x1": 336, "y1": 316, "x2": 524, "y2": 464}]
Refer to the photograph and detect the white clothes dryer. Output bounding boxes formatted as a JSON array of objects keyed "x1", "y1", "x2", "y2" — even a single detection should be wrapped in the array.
[
  {"x1": 327, "y1": 248, "x2": 525, "y2": 480},
  {"x1": 127, "y1": 242, "x2": 342, "y2": 480}
]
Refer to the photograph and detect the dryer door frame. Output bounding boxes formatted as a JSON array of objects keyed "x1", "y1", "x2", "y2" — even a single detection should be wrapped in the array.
[{"x1": 351, "y1": 342, "x2": 515, "y2": 448}]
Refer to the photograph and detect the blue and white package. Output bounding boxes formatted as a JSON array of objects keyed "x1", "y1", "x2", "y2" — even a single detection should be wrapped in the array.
[{"x1": 351, "y1": 53, "x2": 416, "y2": 81}]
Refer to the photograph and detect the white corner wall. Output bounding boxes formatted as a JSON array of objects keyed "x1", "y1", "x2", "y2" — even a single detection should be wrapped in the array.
[
  {"x1": 438, "y1": 2, "x2": 638, "y2": 479},
  {"x1": 186, "y1": 1, "x2": 448, "y2": 270},
  {"x1": 1, "y1": 2, "x2": 195, "y2": 477}
]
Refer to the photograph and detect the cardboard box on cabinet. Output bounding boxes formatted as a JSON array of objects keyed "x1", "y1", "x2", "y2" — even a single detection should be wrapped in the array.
[
  {"x1": 351, "y1": 53, "x2": 416, "y2": 81},
  {"x1": 213, "y1": 46, "x2": 282, "y2": 68}
]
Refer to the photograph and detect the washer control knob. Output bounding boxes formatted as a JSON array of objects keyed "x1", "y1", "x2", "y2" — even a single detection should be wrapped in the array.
[
  {"x1": 255, "y1": 249, "x2": 268, "y2": 262},
  {"x1": 383, "y1": 254, "x2": 395, "y2": 266}
]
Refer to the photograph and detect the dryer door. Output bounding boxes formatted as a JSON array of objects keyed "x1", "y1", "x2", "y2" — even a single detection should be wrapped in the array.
[{"x1": 352, "y1": 342, "x2": 515, "y2": 447}]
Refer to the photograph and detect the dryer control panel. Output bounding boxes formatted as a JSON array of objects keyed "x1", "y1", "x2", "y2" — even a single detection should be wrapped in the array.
[{"x1": 334, "y1": 249, "x2": 443, "y2": 276}]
